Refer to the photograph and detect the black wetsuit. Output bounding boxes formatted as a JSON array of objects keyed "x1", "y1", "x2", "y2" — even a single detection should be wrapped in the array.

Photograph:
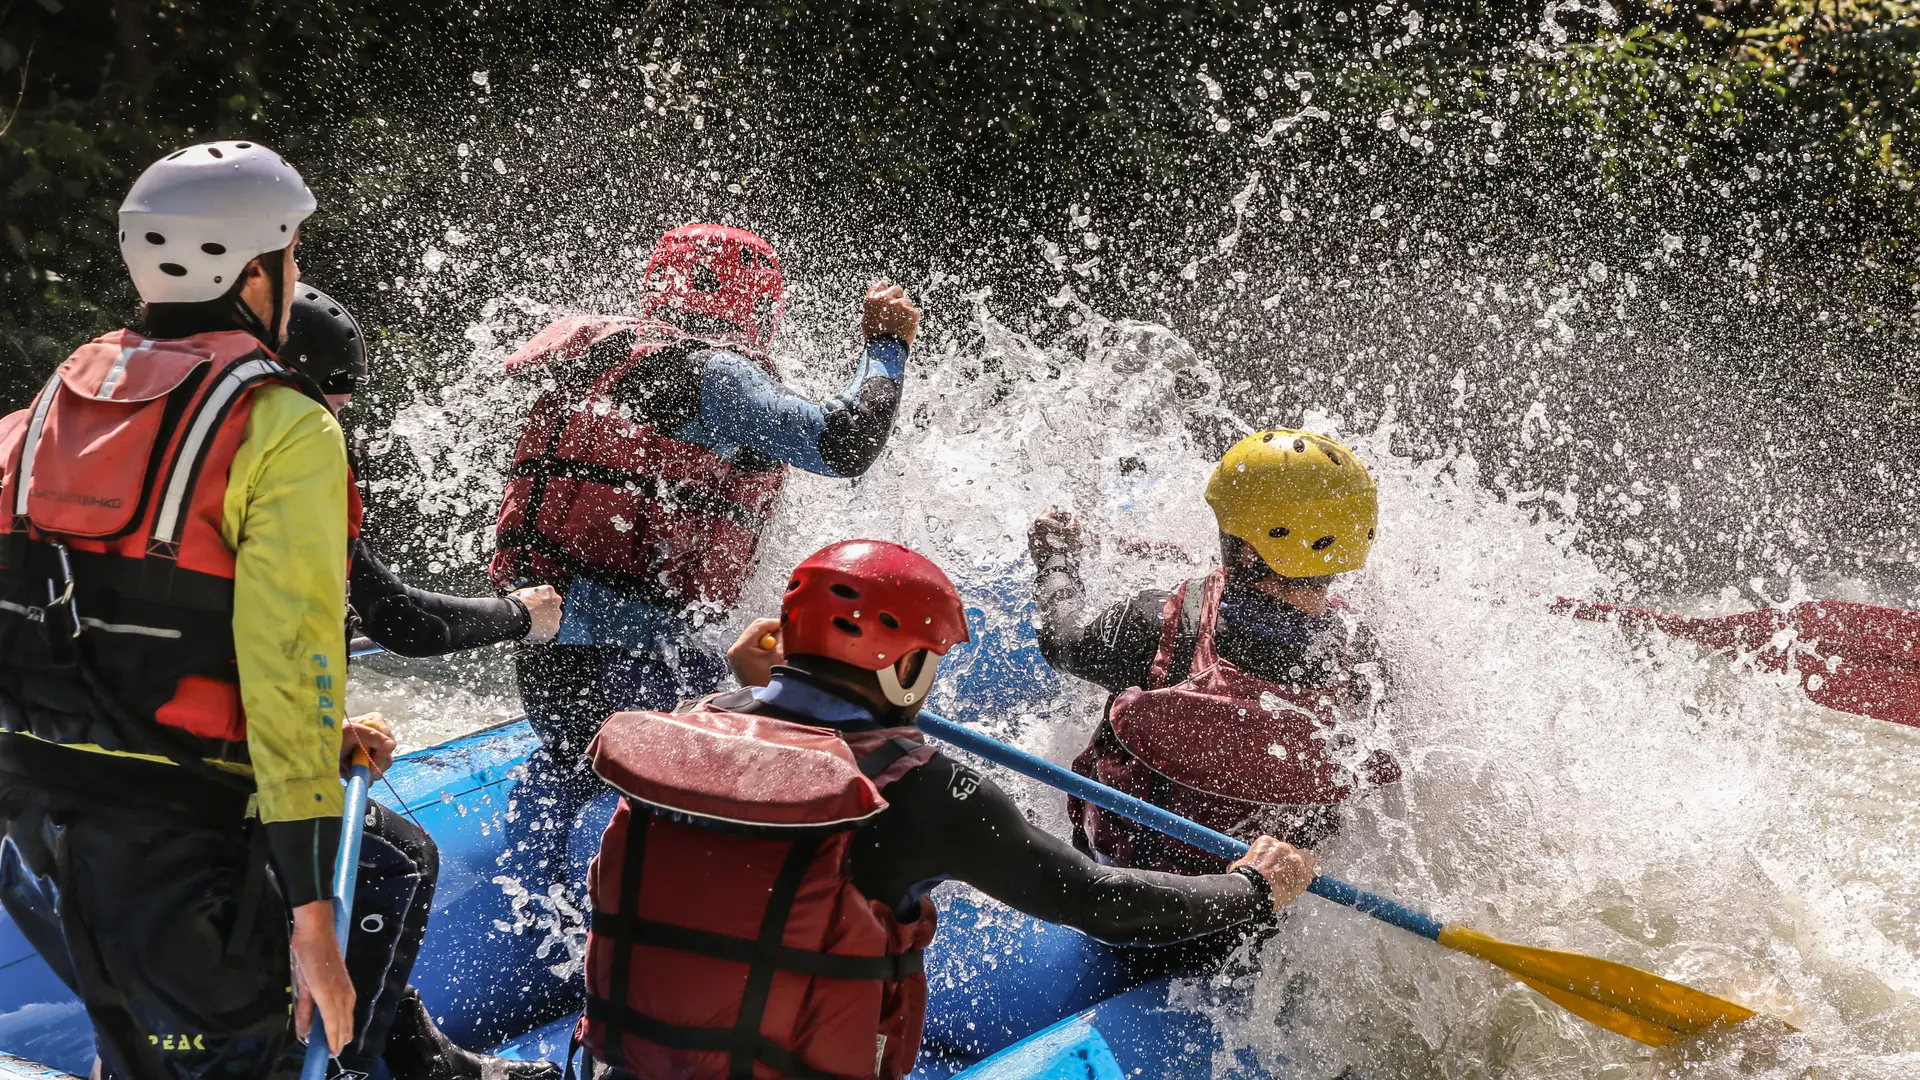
[
  {"x1": 337, "y1": 540, "x2": 529, "y2": 1075},
  {"x1": 350, "y1": 538, "x2": 530, "y2": 657},
  {"x1": 1032, "y1": 553, "x2": 1387, "y2": 867},
  {"x1": 1032, "y1": 558, "x2": 1368, "y2": 697},
  {"x1": 709, "y1": 678, "x2": 1272, "y2": 942}
]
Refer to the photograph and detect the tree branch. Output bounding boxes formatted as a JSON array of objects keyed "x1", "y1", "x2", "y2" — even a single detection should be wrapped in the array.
[{"x1": 0, "y1": 43, "x2": 31, "y2": 140}]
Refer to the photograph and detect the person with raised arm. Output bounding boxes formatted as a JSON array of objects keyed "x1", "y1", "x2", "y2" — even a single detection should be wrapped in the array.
[{"x1": 489, "y1": 224, "x2": 920, "y2": 867}]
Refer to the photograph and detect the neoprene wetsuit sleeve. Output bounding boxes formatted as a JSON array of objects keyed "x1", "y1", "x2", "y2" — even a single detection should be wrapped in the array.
[
  {"x1": 694, "y1": 337, "x2": 908, "y2": 477},
  {"x1": 220, "y1": 383, "x2": 349, "y2": 906},
  {"x1": 1034, "y1": 585, "x2": 1175, "y2": 696},
  {"x1": 349, "y1": 539, "x2": 532, "y2": 657},
  {"x1": 849, "y1": 752, "x2": 1269, "y2": 944}
]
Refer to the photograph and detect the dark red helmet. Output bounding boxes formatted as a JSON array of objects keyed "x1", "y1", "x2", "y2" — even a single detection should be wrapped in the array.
[
  {"x1": 639, "y1": 224, "x2": 784, "y2": 349},
  {"x1": 781, "y1": 540, "x2": 970, "y2": 706}
]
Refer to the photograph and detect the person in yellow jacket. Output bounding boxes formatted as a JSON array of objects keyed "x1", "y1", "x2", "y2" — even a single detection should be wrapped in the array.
[{"x1": 0, "y1": 142, "x2": 363, "y2": 1078}]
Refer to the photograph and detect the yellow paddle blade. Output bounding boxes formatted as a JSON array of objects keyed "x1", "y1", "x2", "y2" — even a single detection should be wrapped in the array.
[
  {"x1": 1511, "y1": 973, "x2": 1688, "y2": 1046},
  {"x1": 1436, "y1": 926, "x2": 1759, "y2": 1046}
]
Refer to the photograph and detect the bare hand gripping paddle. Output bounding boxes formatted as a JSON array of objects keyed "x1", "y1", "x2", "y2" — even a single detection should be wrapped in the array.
[{"x1": 301, "y1": 745, "x2": 375, "y2": 1080}]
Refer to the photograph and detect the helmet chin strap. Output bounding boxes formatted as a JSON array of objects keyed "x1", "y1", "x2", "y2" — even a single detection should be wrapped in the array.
[
  {"x1": 227, "y1": 250, "x2": 289, "y2": 348},
  {"x1": 875, "y1": 653, "x2": 939, "y2": 708}
]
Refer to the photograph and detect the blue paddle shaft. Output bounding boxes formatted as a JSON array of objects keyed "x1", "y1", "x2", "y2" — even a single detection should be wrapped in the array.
[
  {"x1": 301, "y1": 762, "x2": 373, "y2": 1080},
  {"x1": 914, "y1": 711, "x2": 1444, "y2": 941},
  {"x1": 347, "y1": 640, "x2": 1446, "y2": 941}
]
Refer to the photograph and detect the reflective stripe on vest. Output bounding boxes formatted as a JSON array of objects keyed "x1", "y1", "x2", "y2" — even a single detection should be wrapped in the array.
[
  {"x1": 0, "y1": 330, "x2": 313, "y2": 763},
  {"x1": 150, "y1": 357, "x2": 287, "y2": 550},
  {"x1": 10, "y1": 369, "x2": 62, "y2": 520}
]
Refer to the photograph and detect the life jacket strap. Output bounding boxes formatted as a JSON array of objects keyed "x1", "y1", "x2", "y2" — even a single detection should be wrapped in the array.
[
  {"x1": 581, "y1": 995, "x2": 840, "y2": 1080},
  {"x1": 856, "y1": 735, "x2": 923, "y2": 783},
  {"x1": 584, "y1": 912, "x2": 925, "y2": 982},
  {"x1": 507, "y1": 457, "x2": 768, "y2": 531},
  {"x1": 731, "y1": 835, "x2": 820, "y2": 1080},
  {"x1": 601, "y1": 805, "x2": 649, "y2": 1070}
]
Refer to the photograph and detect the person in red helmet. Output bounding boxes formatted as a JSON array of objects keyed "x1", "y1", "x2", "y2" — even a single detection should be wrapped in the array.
[
  {"x1": 492, "y1": 226, "x2": 921, "y2": 862},
  {"x1": 571, "y1": 540, "x2": 1322, "y2": 1080}
]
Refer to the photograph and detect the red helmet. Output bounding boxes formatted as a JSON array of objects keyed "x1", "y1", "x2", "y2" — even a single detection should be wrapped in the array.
[
  {"x1": 639, "y1": 224, "x2": 784, "y2": 349},
  {"x1": 781, "y1": 540, "x2": 970, "y2": 707}
]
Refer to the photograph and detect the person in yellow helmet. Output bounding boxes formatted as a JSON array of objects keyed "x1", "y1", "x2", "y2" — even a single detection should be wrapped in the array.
[{"x1": 1028, "y1": 429, "x2": 1401, "y2": 883}]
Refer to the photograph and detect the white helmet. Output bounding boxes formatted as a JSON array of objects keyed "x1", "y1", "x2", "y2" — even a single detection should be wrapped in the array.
[{"x1": 118, "y1": 141, "x2": 316, "y2": 304}]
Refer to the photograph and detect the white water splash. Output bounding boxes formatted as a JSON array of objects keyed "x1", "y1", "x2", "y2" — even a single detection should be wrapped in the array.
[
  {"x1": 351, "y1": 265, "x2": 1920, "y2": 1076},
  {"x1": 491, "y1": 875, "x2": 590, "y2": 980}
]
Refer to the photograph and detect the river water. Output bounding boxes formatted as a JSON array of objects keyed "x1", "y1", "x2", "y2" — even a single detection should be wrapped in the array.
[{"x1": 347, "y1": 282, "x2": 1920, "y2": 1078}]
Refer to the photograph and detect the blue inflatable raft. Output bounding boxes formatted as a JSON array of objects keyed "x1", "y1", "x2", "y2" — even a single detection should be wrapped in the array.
[{"x1": 0, "y1": 584, "x2": 1275, "y2": 1079}]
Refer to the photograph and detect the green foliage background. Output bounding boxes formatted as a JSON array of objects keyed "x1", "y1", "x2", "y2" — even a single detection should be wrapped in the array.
[{"x1": 2, "y1": 0, "x2": 1917, "y2": 590}]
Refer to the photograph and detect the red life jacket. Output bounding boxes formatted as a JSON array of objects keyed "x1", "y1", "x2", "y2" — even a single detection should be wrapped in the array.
[
  {"x1": 0, "y1": 329, "x2": 346, "y2": 767},
  {"x1": 1070, "y1": 569, "x2": 1400, "y2": 875},
  {"x1": 579, "y1": 697, "x2": 937, "y2": 1080},
  {"x1": 489, "y1": 315, "x2": 788, "y2": 615}
]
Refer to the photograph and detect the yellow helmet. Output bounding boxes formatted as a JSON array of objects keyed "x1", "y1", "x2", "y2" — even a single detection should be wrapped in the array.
[{"x1": 1205, "y1": 430, "x2": 1378, "y2": 579}]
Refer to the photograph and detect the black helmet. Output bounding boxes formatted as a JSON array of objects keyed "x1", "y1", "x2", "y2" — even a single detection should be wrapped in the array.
[{"x1": 282, "y1": 285, "x2": 367, "y2": 395}]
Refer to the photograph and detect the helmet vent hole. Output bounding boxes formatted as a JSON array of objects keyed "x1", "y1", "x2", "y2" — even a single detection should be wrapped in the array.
[
  {"x1": 1312, "y1": 536, "x2": 1336, "y2": 551},
  {"x1": 829, "y1": 584, "x2": 860, "y2": 600},
  {"x1": 200, "y1": 242, "x2": 225, "y2": 255},
  {"x1": 326, "y1": 306, "x2": 340, "y2": 316},
  {"x1": 235, "y1": 142, "x2": 252, "y2": 148},
  {"x1": 206, "y1": 147, "x2": 224, "y2": 159},
  {"x1": 1269, "y1": 526, "x2": 1290, "y2": 538},
  {"x1": 166, "y1": 150, "x2": 187, "y2": 160},
  {"x1": 1262, "y1": 432, "x2": 1275, "y2": 442},
  {"x1": 1293, "y1": 438, "x2": 1306, "y2": 453},
  {"x1": 786, "y1": 578, "x2": 802, "y2": 592},
  {"x1": 1368, "y1": 527, "x2": 1376, "y2": 539},
  {"x1": 738, "y1": 248, "x2": 754, "y2": 266},
  {"x1": 1326, "y1": 450, "x2": 1342, "y2": 466},
  {"x1": 145, "y1": 232, "x2": 166, "y2": 245},
  {"x1": 212, "y1": 276, "x2": 222, "y2": 284},
  {"x1": 346, "y1": 329, "x2": 357, "y2": 339},
  {"x1": 832, "y1": 617, "x2": 863, "y2": 637},
  {"x1": 692, "y1": 265, "x2": 722, "y2": 291},
  {"x1": 878, "y1": 612, "x2": 900, "y2": 629},
  {"x1": 158, "y1": 263, "x2": 188, "y2": 277}
]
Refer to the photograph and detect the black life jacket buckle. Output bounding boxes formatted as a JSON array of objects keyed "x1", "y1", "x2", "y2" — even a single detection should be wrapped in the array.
[{"x1": 41, "y1": 542, "x2": 83, "y2": 651}]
